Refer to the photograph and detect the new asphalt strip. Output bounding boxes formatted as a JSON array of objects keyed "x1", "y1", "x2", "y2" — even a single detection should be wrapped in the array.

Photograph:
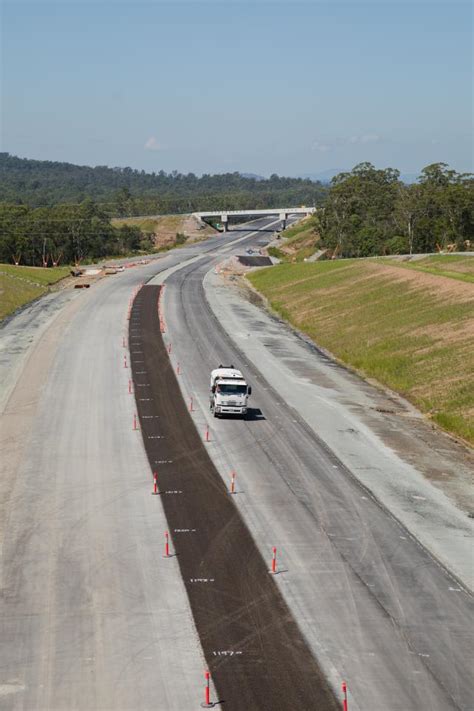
[{"x1": 130, "y1": 284, "x2": 339, "y2": 710}]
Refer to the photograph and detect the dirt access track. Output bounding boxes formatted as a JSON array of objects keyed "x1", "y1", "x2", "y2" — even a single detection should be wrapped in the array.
[{"x1": 130, "y1": 284, "x2": 338, "y2": 710}]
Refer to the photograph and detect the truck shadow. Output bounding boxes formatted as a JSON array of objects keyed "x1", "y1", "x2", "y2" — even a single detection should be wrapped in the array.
[{"x1": 245, "y1": 408, "x2": 266, "y2": 421}]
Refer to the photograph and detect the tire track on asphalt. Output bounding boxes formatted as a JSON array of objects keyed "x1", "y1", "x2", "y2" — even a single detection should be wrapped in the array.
[{"x1": 130, "y1": 284, "x2": 339, "y2": 711}]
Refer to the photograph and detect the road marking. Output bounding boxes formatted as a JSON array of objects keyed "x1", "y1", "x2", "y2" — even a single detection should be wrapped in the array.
[
  {"x1": 164, "y1": 490, "x2": 182, "y2": 494},
  {"x1": 139, "y1": 397, "x2": 153, "y2": 401},
  {"x1": 190, "y1": 578, "x2": 215, "y2": 583},
  {"x1": 174, "y1": 528, "x2": 197, "y2": 533},
  {"x1": 148, "y1": 435, "x2": 163, "y2": 439},
  {"x1": 212, "y1": 651, "x2": 242, "y2": 657},
  {"x1": 449, "y1": 587, "x2": 462, "y2": 592}
]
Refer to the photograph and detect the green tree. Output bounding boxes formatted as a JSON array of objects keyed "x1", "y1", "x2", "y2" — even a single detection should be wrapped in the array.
[
  {"x1": 394, "y1": 183, "x2": 426, "y2": 254},
  {"x1": 320, "y1": 163, "x2": 400, "y2": 256}
]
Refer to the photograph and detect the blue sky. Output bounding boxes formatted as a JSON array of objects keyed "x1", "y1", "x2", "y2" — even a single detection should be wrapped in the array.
[{"x1": 1, "y1": 0, "x2": 472, "y2": 176}]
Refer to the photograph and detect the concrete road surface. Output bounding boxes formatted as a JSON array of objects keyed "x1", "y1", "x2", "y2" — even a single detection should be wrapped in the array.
[{"x1": 0, "y1": 232, "x2": 264, "y2": 710}]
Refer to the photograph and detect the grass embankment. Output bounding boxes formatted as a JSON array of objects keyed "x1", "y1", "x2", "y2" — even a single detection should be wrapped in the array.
[
  {"x1": 112, "y1": 214, "x2": 216, "y2": 250},
  {"x1": 376, "y1": 254, "x2": 474, "y2": 284},
  {"x1": 0, "y1": 264, "x2": 70, "y2": 321},
  {"x1": 268, "y1": 216, "x2": 320, "y2": 262},
  {"x1": 248, "y1": 255, "x2": 474, "y2": 444}
]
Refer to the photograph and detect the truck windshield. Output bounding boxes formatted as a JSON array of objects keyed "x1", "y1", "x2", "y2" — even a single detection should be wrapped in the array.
[{"x1": 217, "y1": 384, "x2": 247, "y2": 395}]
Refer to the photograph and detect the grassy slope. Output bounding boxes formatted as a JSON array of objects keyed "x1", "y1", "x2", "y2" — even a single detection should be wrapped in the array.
[
  {"x1": 269, "y1": 216, "x2": 320, "y2": 262},
  {"x1": 248, "y1": 256, "x2": 474, "y2": 444},
  {"x1": 112, "y1": 214, "x2": 216, "y2": 248},
  {"x1": 0, "y1": 264, "x2": 70, "y2": 320},
  {"x1": 112, "y1": 215, "x2": 182, "y2": 234},
  {"x1": 377, "y1": 255, "x2": 474, "y2": 284}
]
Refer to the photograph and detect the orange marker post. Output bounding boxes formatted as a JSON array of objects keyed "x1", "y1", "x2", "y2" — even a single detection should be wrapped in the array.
[
  {"x1": 201, "y1": 670, "x2": 213, "y2": 708},
  {"x1": 342, "y1": 681, "x2": 348, "y2": 711},
  {"x1": 270, "y1": 547, "x2": 277, "y2": 574},
  {"x1": 163, "y1": 531, "x2": 170, "y2": 558}
]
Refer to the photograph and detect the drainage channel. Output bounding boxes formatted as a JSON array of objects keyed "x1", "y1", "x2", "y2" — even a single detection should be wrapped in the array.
[{"x1": 130, "y1": 284, "x2": 338, "y2": 710}]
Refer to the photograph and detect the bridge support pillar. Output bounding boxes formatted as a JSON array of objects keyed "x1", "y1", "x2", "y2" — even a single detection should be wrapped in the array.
[
  {"x1": 279, "y1": 212, "x2": 288, "y2": 230},
  {"x1": 221, "y1": 214, "x2": 228, "y2": 232}
]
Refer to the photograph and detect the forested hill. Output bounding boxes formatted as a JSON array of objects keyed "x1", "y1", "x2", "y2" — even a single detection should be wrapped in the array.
[{"x1": 0, "y1": 153, "x2": 327, "y2": 213}]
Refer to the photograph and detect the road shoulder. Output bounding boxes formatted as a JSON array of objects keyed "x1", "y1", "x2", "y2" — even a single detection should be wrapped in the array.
[{"x1": 204, "y1": 268, "x2": 474, "y2": 590}]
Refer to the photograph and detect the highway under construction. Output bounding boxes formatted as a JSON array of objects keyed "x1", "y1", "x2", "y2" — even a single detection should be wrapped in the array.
[
  {"x1": 130, "y1": 283, "x2": 338, "y2": 709},
  {"x1": 1, "y1": 217, "x2": 472, "y2": 710}
]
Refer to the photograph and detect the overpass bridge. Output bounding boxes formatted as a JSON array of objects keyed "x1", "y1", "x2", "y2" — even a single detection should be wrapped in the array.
[{"x1": 194, "y1": 206, "x2": 315, "y2": 231}]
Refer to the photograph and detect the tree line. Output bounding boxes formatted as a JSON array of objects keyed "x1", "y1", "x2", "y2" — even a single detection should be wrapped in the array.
[
  {"x1": 319, "y1": 162, "x2": 473, "y2": 257},
  {"x1": 0, "y1": 200, "x2": 145, "y2": 266},
  {"x1": 1, "y1": 154, "x2": 472, "y2": 266},
  {"x1": 0, "y1": 153, "x2": 326, "y2": 212}
]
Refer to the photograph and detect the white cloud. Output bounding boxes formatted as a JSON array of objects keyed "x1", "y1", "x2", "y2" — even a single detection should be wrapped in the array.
[
  {"x1": 144, "y1": 136, "x2": 161, "y2": 151},
  {"x1": 349, "y1": 134, "x2": 381, "y2": 145},
  {"x1": 311, "y1": 140, "x2": 332, "y2": 152},
  {"x1": 312, "y1": 134, "x2": 383, "y2": 152}
]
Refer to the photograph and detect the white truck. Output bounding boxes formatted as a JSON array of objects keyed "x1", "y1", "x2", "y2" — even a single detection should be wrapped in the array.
[{"x1": 210, "y1": 365, "x2": 252, "y2": 418}]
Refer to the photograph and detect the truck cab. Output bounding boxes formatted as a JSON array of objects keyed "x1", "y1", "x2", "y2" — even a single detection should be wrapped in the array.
[{"x1": 210, "y1": 365, "x2": 252, "y2": 418}]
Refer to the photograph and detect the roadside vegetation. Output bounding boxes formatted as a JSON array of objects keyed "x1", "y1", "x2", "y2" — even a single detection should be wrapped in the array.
[
  {"x1": 320, "y1": 162, "x2": 473, "y2": 257},
  {"x1": 0, "y1": 264, "x2": 70, "y2": 320},
  {"x1": 0, "y1": 201, "x2": 145, "y2": 267},
  {"x1": 248, "y1": 257, "x2": 474, "y2": 444}
]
